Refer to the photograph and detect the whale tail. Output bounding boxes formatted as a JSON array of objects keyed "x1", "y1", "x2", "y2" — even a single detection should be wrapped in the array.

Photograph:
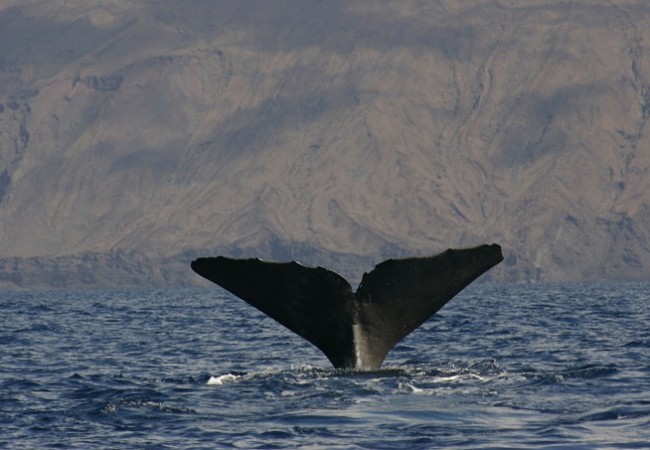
[{"x1": 191, "y1": 243, "x2": 503, "y2": 370}]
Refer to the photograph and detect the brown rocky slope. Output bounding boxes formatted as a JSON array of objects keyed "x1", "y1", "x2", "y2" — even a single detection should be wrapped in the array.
[{"x1": 0, "y1": 1, "x2": 649, "y2": 288}]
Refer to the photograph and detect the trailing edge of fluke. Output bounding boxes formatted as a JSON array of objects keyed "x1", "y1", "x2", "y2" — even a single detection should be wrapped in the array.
[{"x1": 191, "y1": 243, "x2": 504, "y2": 370}]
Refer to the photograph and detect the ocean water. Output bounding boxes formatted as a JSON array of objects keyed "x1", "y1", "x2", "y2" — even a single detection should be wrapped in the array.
[{"x1": 2, "y1": 283, "x2": 649, "y2": 449}]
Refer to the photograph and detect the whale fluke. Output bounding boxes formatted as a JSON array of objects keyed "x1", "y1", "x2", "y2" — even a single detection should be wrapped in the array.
[{"x1": 191, "y1": 243, "x2": 503, "y2": 370}]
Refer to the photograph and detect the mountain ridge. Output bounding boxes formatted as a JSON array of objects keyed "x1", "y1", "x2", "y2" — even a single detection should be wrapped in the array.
[{"x1": 1, "y1": 0, "x2": 649, "y2": 288}]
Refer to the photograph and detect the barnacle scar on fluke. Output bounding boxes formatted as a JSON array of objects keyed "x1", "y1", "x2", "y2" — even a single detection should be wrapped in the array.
[{"x1": 192, "y1": 244, "x2": 503, "y2": 370}]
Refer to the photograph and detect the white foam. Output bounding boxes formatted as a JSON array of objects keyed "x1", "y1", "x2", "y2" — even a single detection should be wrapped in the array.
[
  {"x1": 432, "y1": 374, "x2": 462, "y2": 383},
  {"x1": 403, "y1": 382, "x2": 424, "y2": 393},
  {"x1": 207, "y1": 373, "x2": 239, "y2": 385}
]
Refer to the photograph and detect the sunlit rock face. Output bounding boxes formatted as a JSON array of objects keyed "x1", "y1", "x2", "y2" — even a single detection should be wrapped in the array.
[{"x1": 1, "y1": 1, "x2": 649, "y2": 288}]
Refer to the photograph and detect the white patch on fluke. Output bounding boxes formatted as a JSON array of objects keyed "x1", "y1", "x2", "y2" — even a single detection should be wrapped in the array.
[{"x1": 352, "y1": 323, "x2": 364, "y2": 368}]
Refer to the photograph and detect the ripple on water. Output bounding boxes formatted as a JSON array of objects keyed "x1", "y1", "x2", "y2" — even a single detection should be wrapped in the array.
[{"x1": 2, "y1": 285, "x2": 650, "y2": 448}]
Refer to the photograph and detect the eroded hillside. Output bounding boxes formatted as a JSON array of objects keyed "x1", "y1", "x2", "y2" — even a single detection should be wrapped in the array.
[{"x1": 0, "y1": 1, "x2": 648, "y2": 287}]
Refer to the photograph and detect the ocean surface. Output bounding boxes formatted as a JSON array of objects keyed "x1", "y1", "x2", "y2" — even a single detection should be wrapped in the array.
[{"x1": 2, "y1": 283, "x2": 649, "y2": 449}]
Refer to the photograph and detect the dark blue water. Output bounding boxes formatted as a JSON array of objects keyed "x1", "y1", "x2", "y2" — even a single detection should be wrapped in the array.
[{"x1": 2, "y1": 283, "x2": 649, "y2": 449}]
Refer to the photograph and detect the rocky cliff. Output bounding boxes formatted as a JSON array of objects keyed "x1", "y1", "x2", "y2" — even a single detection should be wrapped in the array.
[{"x1": 1, "y1": 0, "x2": 649, "y2": 288}]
